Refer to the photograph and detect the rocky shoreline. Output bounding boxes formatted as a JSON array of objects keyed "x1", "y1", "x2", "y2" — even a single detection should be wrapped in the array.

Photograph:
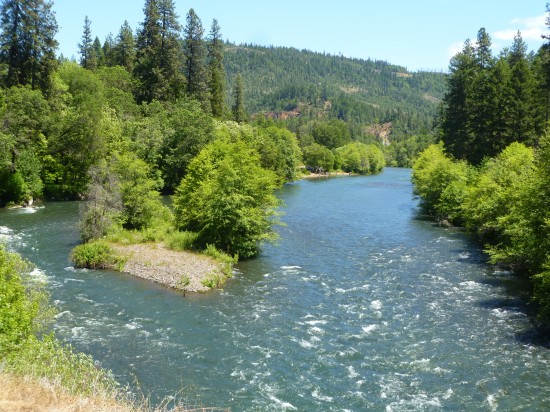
[{"x1": 111, "y1": 243, "x2": 227, "y2": 293}]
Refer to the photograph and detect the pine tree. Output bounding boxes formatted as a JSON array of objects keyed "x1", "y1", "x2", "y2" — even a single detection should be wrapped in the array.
[
  {"x1": 0, "y1": 0, "x2": 58, "y2": 92},
  {"x1": 207, "y1": 19, "x2": 225, "y2": 117},
  {"x1": 232, "y1": 72, "x2": 246, "y2": 123},
  {"x1": 183, "y1": 8, "x2": 209, "y2": 108},
  {"x1": 93, "y1": 36, "x2": 103, "y2": 67},
  {"x1": 134, "y1": 0, "x2": 183, "y2": 102},
  {"x1": 102, "y1": 33, "x2": 115, "y2": 66},
  {"x1": 475, "y1": 28, "x2": 493, "y2": 69},
  {"x1": 114, "y1": 20, "x2": 135, "y2": 72},
  {"x1": 134, "y1": 0, "x2": 161, "y2": 102},
  {"x1": 440, "y1": 40, "x2": 476, "y2": 161},
  {"x1": 507, "y1": 32, "x2": 537, "y2": 145},
  {"x1": 78, "y1": 16, "x2": 96, "y2": 70}
]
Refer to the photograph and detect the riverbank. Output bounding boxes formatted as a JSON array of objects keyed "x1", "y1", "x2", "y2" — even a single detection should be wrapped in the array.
[
  {"x1": 0, "y1": 373, "x2": 132, "y2": 412},
  {"x1": 300, "y1": 171, "x2": 354, "y2": 179},
  {"x1": 111, "y1": 243, "x2": 227, "y2": 293}
]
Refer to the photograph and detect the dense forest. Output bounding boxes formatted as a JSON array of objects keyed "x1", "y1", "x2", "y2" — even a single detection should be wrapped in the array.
[
  {"x1": 223, "y1": 44, "x2": 446, "y2": 166},
  {"x1": 413, "y1": 19, "x2": 550, "y2": 322}
]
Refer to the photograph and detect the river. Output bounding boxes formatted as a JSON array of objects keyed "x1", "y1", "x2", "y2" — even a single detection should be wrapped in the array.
[{"x1": 1, "y1": 167, "x2": 549, "y2": 411}]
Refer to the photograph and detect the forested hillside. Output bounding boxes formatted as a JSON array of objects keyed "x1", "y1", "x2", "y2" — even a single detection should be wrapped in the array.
[{"x1": 224, "y1": 44, "x2": 447, "y2": 142}]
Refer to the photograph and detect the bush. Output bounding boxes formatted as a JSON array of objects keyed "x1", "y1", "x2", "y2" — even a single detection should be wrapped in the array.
[
  {"x1": 412, "y1": 143, "x2": 472, "y2": 222},
  {"x1": 71, "y1": 242, "x2": 123, "y2": 270},
  {"x1": 165, "y1": 231, "x2": 199, "y2": 251},
  {"x1": 203, "y1": 244, "x2": 237, "y2": 275},
  {"x1": 201, "y1": 271, "x2": 225, "y2": 289},
  {"x1": 0, "y1": 245, "x2": 46, "y2": 355}
]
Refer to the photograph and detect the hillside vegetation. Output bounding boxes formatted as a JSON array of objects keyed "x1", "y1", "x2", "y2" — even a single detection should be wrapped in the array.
[{"x1": 224, "y1": 44, "x2": 446, "y2": 145}]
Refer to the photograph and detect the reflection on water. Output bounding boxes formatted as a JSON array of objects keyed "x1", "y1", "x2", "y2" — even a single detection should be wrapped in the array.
[{"x1": 1, "y1": 168, "x2": 549, "y2": 411}]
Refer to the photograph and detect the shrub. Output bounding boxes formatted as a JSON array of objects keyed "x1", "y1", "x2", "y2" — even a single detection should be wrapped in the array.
[
  {"x1": 201, "y1": 271, "x2": 224, "y2": 289},
  {"x1": 71, "y1": 242, "x2": 123, "y2": 270},
  {"x1": 165, "y1": 231, "x2": 199, "y2": 251},
  {"x1": 203, "y1": 244, "x2": 237, "y2": 276},
  {"x1": 0, "y1": 245, "x2": 47, "y2": 355}
]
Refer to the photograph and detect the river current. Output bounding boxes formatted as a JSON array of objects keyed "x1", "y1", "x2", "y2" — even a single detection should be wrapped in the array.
[{"x1": 1, "y1": 167, "x2": 549, "y2": 411}]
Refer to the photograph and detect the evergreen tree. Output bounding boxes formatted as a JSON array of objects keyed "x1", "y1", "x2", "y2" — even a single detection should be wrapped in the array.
[
  {"x1": 134, "y1": 0, "x2": 183, "y2": 102},
  {"x1": 440, "y1": 40, "x2": 476, "y2": 161},
  {"x1": 475, "y1": 28, "x2": 493, "y2": 69},
  {"x1": 114, "y1": 20, "x2": 135, "y2": 72},
  {"x1": 507, "y1": 32, "x2": 537, "y2": 145},
  {"x1": 134, "y1": 0, "x2": 161, "y2": 102},
  {"x1": 78, "y1": 15, "x2": 96, "y2": 70},
  {"x1": 93, "y1": 36, "x2": 103, "y2": 67},
  {"x1": 0, "y1": 0, "x2": 58, "y2": 92},
  {"x1": 207, "y1": 19, "x2": 225, "y2": 117},
  {"x1": 102, "y1": 33, "x2": 115, "y2": 67},
  {"x1": 183, "y1": 8, "x2": 209, "y2": 108},
  {"x1": 232, "y1": 72, "x2": 246, "y2": 123}
]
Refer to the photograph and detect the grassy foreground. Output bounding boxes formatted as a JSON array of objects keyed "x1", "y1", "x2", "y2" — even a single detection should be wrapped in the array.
[{"x1": 0, "y1": 244, "x2": 226, "y2": 411}]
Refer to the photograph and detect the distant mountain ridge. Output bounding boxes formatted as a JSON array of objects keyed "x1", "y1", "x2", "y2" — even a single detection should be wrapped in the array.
[{"x1": 223, "y1": 43, "x2": 447, "y2": 141}]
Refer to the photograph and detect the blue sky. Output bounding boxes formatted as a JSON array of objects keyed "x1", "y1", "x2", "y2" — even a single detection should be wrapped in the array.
[{"x1": 54, "y1": 0, "x2": 547, "y2": 72}]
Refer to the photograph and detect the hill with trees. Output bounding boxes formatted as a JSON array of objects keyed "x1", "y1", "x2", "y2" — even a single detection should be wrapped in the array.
[{"x1": 224, "y1": 44, "x2": 446, "y2": 153}]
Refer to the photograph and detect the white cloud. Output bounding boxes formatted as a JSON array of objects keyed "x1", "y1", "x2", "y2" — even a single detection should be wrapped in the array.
[
  {"x1": 493, "y1": 14, "x2": 546, "y2": 41},
  {"x1": 447, "y1": 41, "x2": 465, "y2": 59}
]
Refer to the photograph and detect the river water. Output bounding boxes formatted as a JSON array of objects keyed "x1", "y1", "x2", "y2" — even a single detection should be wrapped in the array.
[{"x1": 1, "y1": 167, "x2": 549, "y2": 410}]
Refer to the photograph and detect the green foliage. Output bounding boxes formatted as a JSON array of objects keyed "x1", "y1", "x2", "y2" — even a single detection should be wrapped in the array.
[
  {"x1": 71, "y1": 241, "x2": 123, "y2": 270},
  {"x1": 412, "y1": 143, "x2": 472, "y2": 222},
  {"x1": 385, "y1": 134, "x2": 436, "y2": 167},
  {"x1": 440, "y1": 31, "x2": 544, "y2": 164},
  {"x1": 311, "y1": 119, "x2": 351, "y2": 149},
  {"x1": 203, "y1": 243, "x2": 237, "y2": 275},
  {"x1": 224, "y1": 44, "x2": 446, "y2": 139},
  {"x1": 302, "y1": 143, "x2": 335, "y2": 172},
  {"x1": 0, "y1": 169, "x2": 27, "y2": 207},
  {"x1": 462, "y1": 143, "x2": 535, "y2": 240},
  {"x1": 335, "y1": 142, "x2": 386, "y2": 174},
  {"x1": 201, "y1": 270, "x2": 224, "y2": 289},
  {"x1": 411, "y1": 136, "x2": 550, "y2": 322},
  {"x1": 0, "y1": 245, "x2": 44, "y2": 355},
  {"x1": 160, "y1": 98, "x2": 215, "y2": 192},
  {"x1": 173, "y1": 136, "x2": 281, "y2": 258},
  {"x1": 165, "y1": 231, "x2": 199, "y2": 251},
  {"x1": 5, "y1": 334, "x2": 119, "y2": 397},
  {"x1": 0, "y1": 0, "x2": 58, "y2": 93}
]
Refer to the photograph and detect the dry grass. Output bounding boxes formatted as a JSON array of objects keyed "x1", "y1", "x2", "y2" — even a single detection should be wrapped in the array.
[
  {"x1": 0, "y1": 373, "x2": 134, "y2": 412},
  {"x1": 0, "y1": 373, "x2": 229, "y2": 412}
]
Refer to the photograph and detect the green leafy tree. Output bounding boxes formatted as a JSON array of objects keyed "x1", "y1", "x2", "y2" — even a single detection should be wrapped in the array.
[
  {"x1": 335, "y1": 142, "x2": 385, "y2": 174},
  {"x1": 0, "y1": 85, "x2": 50, "y2": 203},
  {"x1": 302, "y1": 142, "x2": 335, "y2": 172},
  {"x1": 412, "y1": 143, "x2": 472, "y2": 222},
  {"x1": 0, "y1": 0, "x2": 58, "y2": 93},
  {"x1": 462, "y1": 142, "x2": 535, "y2": 241},
  {"x1": 207, "y1": 19, "x2": 225, "y2": 117},
  {"x1": 160, "y1": 98, "x2": 214, "y2": 192},
  {"x1": 311, "y1": 119, "x2": 351, "y2": 149},
  {"x1": 173, "y1": 137, "x2": 281, "y2": 258}
]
